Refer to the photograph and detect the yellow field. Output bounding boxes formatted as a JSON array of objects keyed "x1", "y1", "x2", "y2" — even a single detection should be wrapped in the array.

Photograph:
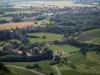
[
  {"x1": 13, "y1": 1, "x2": 96, "y2": 8},
  {"x1": 0, "y1": 22, "x2": 35, "y2": 30}
]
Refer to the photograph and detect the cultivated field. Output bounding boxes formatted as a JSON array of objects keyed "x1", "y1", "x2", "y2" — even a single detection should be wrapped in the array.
[
  {"x1": 28, "y1": 32, "x2": 62, "y2": 43},
  {"x1": 0, "y1": 22, "x2": 34, "y2": 30}
]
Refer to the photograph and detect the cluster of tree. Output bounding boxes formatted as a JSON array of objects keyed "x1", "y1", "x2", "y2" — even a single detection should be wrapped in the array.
[
  {"x1": 0, "y1": 28, "x2": 29, "y2": 43},
  {"x1": 50, "y1": 11, "x2": 100, "y2": 32},
  {"x1": 0, "y1": 11, "x2": 4, "y2": 14},
  {"x1": 67, "y1": 39, "x2": 100, "y2": 55},
  {"x1": 0, "y1": 62, "x2": 12, "y2": 75},
  {"x1": 3, "y1": 12, "x2": 38, "y2": 18},
  {"x1": 12, "y1": 17, "x2": 23, "y2": 22},
  {"x1": 0, "y1": 20, "x2": 9, "y2": 23},
  {"x1": 0, "y1": 7, "x2": 19, "y2": 12},
  {"x1": 26, "y1": 63, "x2": 41, "y2": 70},
  {"x1": 33, "y1": 25, "x2": 74, "y2": 35},
  {"x1": 35, "y1": 16, "x2": 46, "y2": 21},
  {"x1": 0, "y1": 53, "x2": 53, "y2": 62}
]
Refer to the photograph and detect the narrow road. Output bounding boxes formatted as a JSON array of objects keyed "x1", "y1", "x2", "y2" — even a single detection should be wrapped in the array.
[
  {"x1": 6, "y1": 65, "x2": 46, "y2": 75},
  {"x1": 55, "y1": 65, "x2": 62, "y2": 75}
]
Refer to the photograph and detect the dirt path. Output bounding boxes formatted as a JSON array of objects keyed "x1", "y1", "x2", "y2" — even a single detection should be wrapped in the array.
[
  {"x1": 55, "y1": 65, "x2": 62, "y2": 75},
  {"x1": 6, "y1": 65, "x2": 46, "y2": 75}
]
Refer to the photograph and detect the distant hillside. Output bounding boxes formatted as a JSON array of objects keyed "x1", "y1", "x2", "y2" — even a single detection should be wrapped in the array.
[
  {"x1": 75, "y1": 28, "x2": 100, "y2": 45},
  {"x1": 74, "y1": 0, "x2": 100, "y2": 4},
  {"x1": 0, "y1": 0, "x2": 71, "y2": 3}
]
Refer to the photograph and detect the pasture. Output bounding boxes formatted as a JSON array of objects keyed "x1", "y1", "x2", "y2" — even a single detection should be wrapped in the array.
[
  {"x1": 0, "y1": 22, "x2": 34, "y2": 30},
  {"x1": 49, "y1": 45, "x2": 80, "y2": 52},
  {"x1": 28, "y1": 32, "x2": 62, "y2": 43}
]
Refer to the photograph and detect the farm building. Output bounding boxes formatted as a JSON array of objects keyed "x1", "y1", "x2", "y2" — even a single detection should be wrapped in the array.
[{"x1": 55, "y1": 50, "x2": 66, "y2": 55}]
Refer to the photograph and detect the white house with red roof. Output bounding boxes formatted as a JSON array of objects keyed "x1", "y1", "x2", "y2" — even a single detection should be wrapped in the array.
[{"x1": 55, "y1": 50, "x2": 66, "y2": 55}]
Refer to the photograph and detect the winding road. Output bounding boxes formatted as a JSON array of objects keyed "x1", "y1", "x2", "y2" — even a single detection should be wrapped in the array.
[
  {"x1": 6, "y1": 65, "x2": 46, "y2": 75},
  {"x1": 55, "y1": 65, "x2": 62, "y2": 75}
]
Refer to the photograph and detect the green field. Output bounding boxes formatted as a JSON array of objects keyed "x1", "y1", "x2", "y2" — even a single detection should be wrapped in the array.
[
  {"x1": 8, "y1": 66, "x2": 38, "y2": 75},
  {"x1": 4, "y1": 60, "x2": 58, "y2": 75},
  {"x1": 49, "y1": 45, "x2": 80, "y2": 52},
  {"x1": 28, "y1": 32, "x2": 62, "y2": 43},
  {"x1": 75, "y1": 28, "x2": 100, "y2": 44}
]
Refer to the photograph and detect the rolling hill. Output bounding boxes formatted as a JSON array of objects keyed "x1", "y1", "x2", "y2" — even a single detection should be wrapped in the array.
[{"x1": 75, "y1": 28, "x2": 100, "y2": 45}]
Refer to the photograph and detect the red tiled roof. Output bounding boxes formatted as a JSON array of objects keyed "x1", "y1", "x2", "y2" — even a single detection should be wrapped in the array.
[{"x1": 56, "y1": 50, "x2": 64, "y2": 53}]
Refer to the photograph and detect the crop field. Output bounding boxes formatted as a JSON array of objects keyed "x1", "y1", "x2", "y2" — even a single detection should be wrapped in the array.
[
  {"x1": 49, "y1": 45, "x2": 80, "y2": 52},
  {"x1": 0, "y1": 22, "x2": 35, "y2": 30},
  {"x1": 14, "y1": 1, "x2": 95, "y2": 8},
  {"x1": 28, "y1": 32, "x2": 62, "y2": 43},
  {"x1": 8, "y1": 66, "x2": 38, "y2": 75}
]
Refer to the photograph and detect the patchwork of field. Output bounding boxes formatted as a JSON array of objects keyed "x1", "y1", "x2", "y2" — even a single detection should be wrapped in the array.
[
  {"x1": 0, "y1": 22, "x2": 34, "y2": 30},
  {"x1": 14, "y1": 1, "x2": 95, "y2": 8},
  {"x1": 28, "y1": 32, "x2": 62, "y2": 43}
]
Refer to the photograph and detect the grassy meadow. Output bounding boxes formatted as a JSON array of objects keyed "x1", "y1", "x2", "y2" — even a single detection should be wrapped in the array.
[
  {"x1": 28, "y1": 32, "x2": 62, "y2": 43},
  {"x1": 49, "y1": 45, "x2": 80, "y2": 52}
]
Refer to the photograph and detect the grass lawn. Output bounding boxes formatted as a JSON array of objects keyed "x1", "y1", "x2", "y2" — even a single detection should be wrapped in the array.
[
  {"x1": 75, "y1": 28, "x2": 100, "y2": 43},
  {"x1": 28, "y1": 32, "x2": 62, "y2": 43},
  {"x1": 49, "y1": 45, "x2": 80, "y2": 52},
  {"x1": 8, "y1": 66, "x2": 38, "y2": 75},
  {"x1": 4, "y1": 60, "x2": 57, "y2": 75}
]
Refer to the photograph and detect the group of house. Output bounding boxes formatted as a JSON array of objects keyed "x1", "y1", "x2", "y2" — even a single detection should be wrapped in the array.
[{"x1": 12, "y1": 47, "x2": 42, "y2": 56}]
